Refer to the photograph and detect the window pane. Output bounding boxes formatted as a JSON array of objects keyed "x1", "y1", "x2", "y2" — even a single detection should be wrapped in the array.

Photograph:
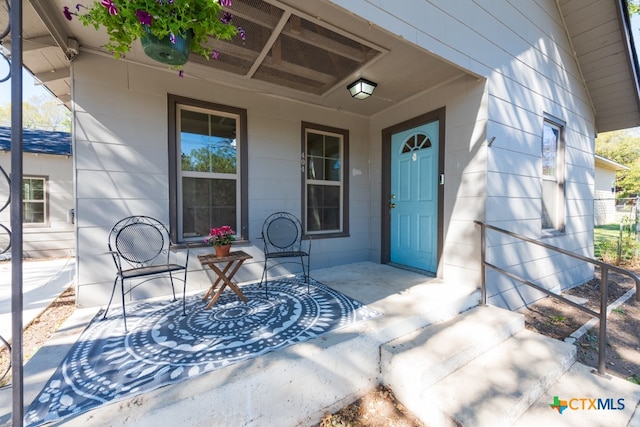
[
  {"x1": 325, "y1": 136, "x2": 340, "y2": 159},
  {"x1": 307, "y1": 184, "x2": 340, "y2": 232},
  {"x1": 541, "y1": 117, "x2": 563, "y2": 232},
  {"x1": 542, "y1": 123, "x2": 558, "y2": 176},
  {"x1": 325, "y1": 158, "x2": 341, "y2": 182},
  {"x1": 542, "y1": 179, "x2": 556, "y2": 229},
  {"x1": 23, "y1": 178, "x2": 44, "y2": 200},
  {"x1": 180, "y1": 110, "x2": 237, "y2": 174},
  {"x1": 307, "y1": 156, "x2": 324, "y2": 180},
  {"x1": 23, "y1": 202, "x2": 44, "y2": 223},
  {"x1": 306, "y1": 132, "x2": 341, "y2": 182},
  {"x1": 307, "y1": 133, "x2": 324, "y2": 156},
  {"x1": 182, "y1": 177, "x2": 236, "y2": 238}
]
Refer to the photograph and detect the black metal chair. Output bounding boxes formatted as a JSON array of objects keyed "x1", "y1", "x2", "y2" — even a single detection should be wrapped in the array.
[
  {"x1": 260, "y1": 212, "x2": 311, "y2": 296},
  {"x1": 105, "y1": 215, "x2": 189, "y2": 331}
]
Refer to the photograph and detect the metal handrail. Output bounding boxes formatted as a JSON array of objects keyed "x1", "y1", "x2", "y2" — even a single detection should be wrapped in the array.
[{"x1": 475, "y1": 220, "x2": 640, "y2": 376}]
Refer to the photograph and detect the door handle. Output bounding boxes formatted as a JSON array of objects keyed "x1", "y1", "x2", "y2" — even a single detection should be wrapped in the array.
[{"x1": 389, "y1": 203, "x2": 396, "y2": 209}]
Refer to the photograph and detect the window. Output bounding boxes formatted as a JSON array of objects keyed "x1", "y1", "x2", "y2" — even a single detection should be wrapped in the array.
[
  {"x1": 302, "y1": 122, "x2": 349, "y2": 236},
  {"x1": 541, "y1": 115, "x2": 565, "y2": 232},
  {"x1": 23, "y1": 176, "x2": 47, "y2": 225},
  {"x1": 168, "y1": 95, "x2": 248, "y2": 243}
]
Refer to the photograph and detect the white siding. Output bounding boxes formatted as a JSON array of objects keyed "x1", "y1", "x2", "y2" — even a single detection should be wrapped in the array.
[
  {"x1": 72, "y1": 54, "x2": 371, "y2": 307},
  {"x1": 594, "y1": 163, "x2": 622, "y2": 226},
  {"x1": 336, "y1": 0, "x2": 596, "y2": 309},
  {"x1": 0, "y1": 152, "x2": 74, "y2": 258},
  {"x1": 73, "y1": 0, "x2": 599, "y2": 310}
]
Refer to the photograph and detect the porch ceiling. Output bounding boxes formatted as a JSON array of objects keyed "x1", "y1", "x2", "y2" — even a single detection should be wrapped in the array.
[
  {"x1": 558, "y1": 0, "x2": 640, "y2": 133},
  {"x1": 3, "y1": 1, "x2": 640, "y2": 129},
  {"x1": 2, "y1": 0, "x2": 469, "y2": 118}
]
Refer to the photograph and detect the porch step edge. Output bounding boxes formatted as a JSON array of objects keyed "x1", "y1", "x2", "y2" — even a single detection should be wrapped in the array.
[
  {"x1": 415, "y1": 329, "x2": 576, "y2": 427},
  {"x1": 381, "y1": 305, "x2": 524, "y2": 395}
]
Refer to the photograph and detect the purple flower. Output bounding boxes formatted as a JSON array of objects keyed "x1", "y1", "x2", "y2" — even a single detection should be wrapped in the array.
[
  {"x1": 136, "y1": 10, "x2": 152, "y2": 26},
  {"x1": 211, "y1": 50, "x2": 220, "y2": 60},
  {"x1": 219, "y1": 0, "x2": 232, "y2": 7},
  {"x1": 220, "y1": 12, "x2": 233, "y2": 24},
  {"x1": 100, "y1": 0, "x2": 118, "y2": 16},
  {"x1": 169, "y1": 32, "x2": 176, "y2": 44},
  {"x1": 63, "y1": 6, "x2": 73, "y2": 21},
  {"x1": 238, "y1": 26, "x2": 246, "y2": 40},
  {"x1": 75, "y1": 4, "x2": 84, "y2": 12}
]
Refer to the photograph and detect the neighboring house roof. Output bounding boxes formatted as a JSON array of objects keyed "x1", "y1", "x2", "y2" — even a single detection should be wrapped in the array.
[
  {"x1": 0, "y1": 126, "x2": 71, "y2": 156},
  {"x1": 595, "y1": 154, "x2": 630, "y2": 171}
]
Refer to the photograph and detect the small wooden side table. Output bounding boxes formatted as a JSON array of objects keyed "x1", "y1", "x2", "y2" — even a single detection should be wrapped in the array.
[{"x1": 197, "y1": 251, "x2": 253, "y2": 308}]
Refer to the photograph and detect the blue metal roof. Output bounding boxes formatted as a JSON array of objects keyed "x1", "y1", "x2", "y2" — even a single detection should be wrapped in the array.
[{"x1": 0, "y1": 126, "x2": 71, "y2": 156}]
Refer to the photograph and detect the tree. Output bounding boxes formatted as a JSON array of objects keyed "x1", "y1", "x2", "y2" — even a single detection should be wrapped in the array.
[
  {"x1": 0, "y1": 95, "x2": 71, "y2": 132},
  {"x1": 595, "y1": 129, "x2": 640, "y2": 198},
  {"x1": 630, "y1": 0, "x2": 640, "y2": 15}
]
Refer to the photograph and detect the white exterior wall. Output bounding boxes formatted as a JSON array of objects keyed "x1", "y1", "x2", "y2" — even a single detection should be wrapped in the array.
[
  {"x1": 0, "y1": 152, "x2": 74, "y2": 258},
  {"x1": 594, "y1": 165, "x2": 618, "y2": 226},
  {"x1": 72, "y1": 54, "x2": 371, "y2": 307},
  {"x1": 368, "y1": 75, "x2": 488, "y2": 286},
  {"x1": 336, "y1": 0, "x2": 596, "y2": 309},
  {"x1": 73, "y1": 0, "x2": 598, "y2": 309}
]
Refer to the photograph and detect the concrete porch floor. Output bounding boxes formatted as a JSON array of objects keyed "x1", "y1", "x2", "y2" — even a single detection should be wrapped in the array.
[
  {"x1": 0, "y1": 261, "x2": 480, "y2": 426},
  {"x1": 7, "y1": 261, "x2": 639, "y2": 426}
]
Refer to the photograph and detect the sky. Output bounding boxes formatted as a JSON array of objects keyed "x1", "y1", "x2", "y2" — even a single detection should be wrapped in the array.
[{"x1": 0, "y1": 67, "x2": 54, "y2": 105}]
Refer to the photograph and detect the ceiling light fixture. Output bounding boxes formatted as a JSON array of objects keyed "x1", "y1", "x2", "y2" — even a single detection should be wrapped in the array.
[{"x1": 347, "y1": 78, "x2": 377, "y2": 99}]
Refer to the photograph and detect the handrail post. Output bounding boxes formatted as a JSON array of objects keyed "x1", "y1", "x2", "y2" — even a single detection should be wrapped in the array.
[
  {"x1": 597, "y1": 266, "x2": 609, "y2": 376},
  {"x1": 480, "y1": 222, "x2": 487, "y2": 305}
]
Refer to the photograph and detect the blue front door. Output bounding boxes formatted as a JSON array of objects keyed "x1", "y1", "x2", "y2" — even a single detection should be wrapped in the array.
[{"x1": 390, "y1": 120, "x2": 439, "y2": 272}]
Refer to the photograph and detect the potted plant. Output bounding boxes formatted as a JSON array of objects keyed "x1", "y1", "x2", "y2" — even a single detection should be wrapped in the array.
[
  {"x1": 63, "y1": 0, "x2": 245, "y2": 69},
  {"x1": 204, "y1": 225, "x2": 236, "y2": 257}
]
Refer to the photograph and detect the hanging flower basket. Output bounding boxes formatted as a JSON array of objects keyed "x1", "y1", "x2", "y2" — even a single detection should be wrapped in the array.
[
  {"x1": 63, "y1": 0, "x2": 246, "y2": 71},
  {"x1": 141, "y1": 28, "x2": 192, "y2": 66}
]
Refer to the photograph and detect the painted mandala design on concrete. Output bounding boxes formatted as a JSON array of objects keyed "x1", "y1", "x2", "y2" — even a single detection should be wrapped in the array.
[{"x1": 24, "y1": 278, "x2": 381, "y2": 427}]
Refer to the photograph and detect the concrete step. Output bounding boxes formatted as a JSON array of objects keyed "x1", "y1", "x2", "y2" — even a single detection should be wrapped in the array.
[
  {"x1": 416, "y1": 329, "x2": 576, "y2": 427},
  {"x1": 514, "y1": 362, "x2": 640, "y2": 427},
  {"x1": 381, "y1": 305, "x2": 524, "y2": 397}
]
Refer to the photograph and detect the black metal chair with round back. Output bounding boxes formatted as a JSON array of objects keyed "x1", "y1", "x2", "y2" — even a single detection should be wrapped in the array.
[
  {"x1": 260, "y1": 212, "x2": 311, "y2": 296},
  {"x1": 105, "y1": 215, "x2": 189, "y2": 331}
]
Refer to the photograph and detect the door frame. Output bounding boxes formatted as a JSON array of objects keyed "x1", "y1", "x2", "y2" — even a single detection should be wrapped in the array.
[{"x1": 381, "y1": 107, "x2": 446, "y2": 274}]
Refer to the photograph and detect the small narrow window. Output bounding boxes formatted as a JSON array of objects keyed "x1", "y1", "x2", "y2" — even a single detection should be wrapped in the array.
[
  {"x1": 541, "y1": 115, "x2": 565, "y2": 232},
  {"x1": 302, "y1": 122, "x2": 349, "y2": 237}
]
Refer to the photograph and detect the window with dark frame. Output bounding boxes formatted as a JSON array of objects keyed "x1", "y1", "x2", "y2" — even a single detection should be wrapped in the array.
[
  {"x1": 541, "y1": 115, "x2": 565, "y2": 233},
  {"x1": 168, "y1": 95, "x2": 248, "y2": 244},
  {"x1": 302, "y1": 122, "x2": 349, "y2": 237}
]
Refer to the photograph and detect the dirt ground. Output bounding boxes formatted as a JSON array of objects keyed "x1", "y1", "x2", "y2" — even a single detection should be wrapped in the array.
[
  {"x1": 1, "y1": 265, "x2": 638, "y2": 426},
  {"x1": 0, "y1": 285, "x2": 76, "y2": 387},
  {"x1": 523, "y1": 265, "x2": 640, "y2": 384},
  {"x1": 318, "y1": 266, "x2": 640, "y2": 426}
]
